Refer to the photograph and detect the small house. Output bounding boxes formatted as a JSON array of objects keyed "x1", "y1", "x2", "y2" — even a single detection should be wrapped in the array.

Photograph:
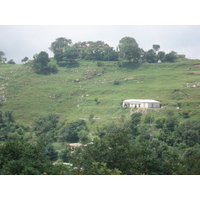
[
  {"x1": 176, "y1": 54, "x2": 186, "y2": 58},
  {"x1": 122, "y1": 99, "x2": 161, "y2": 108}
]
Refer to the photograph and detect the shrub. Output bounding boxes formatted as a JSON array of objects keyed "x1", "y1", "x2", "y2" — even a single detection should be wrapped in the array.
[
  {"x1": 114, "y1": 80, "x2": 120, "y2": 85},
  {"x1": 97, "y1": 61, "x2": 104, "y2": 67},
  {"x1": 32, "y1": 51, "x2": 58, "y2": 74}
]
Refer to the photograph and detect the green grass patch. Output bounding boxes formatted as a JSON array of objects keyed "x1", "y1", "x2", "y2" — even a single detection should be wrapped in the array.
[{"x1": 0, "y1": 59, "x2": 200, "y2": 128}]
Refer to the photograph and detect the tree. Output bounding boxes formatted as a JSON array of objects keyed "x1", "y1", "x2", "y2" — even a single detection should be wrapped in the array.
[
  {"x1": 49, "y1": 37, "x2": 72, "y2": 54},
  {"x1": 34, "y1": 51, "x2": 49, "y2": 66},
  {"x1": 119, "y1": 37, "x2": 138, "y2": 49},
  {"x1": 32, "y1": 51, "x2": 57, "y2": 73},
  {"x1": 73, "y1": 41, "x2": 118, "y2": 61},
  {"x1": 103, "y1": 47, "x2": 118, "y2": 61},
  {"x1": 120, "y1": 44, "x2": 141, "y2": 62},
  {"x1": 0, "y1": 51, "x2": 6, "y2": 63},
  {"x1": 128, "y1": 112, "x2": 142, "y2": 135},
  {"x1": 21, "y1": 57, "x2": 29, "y2": 63},
  {"x1": 7, "y1": 59, "x2": 15, "y2": 64},
  {"x1": 42, "y1": 143, "x2": 58, "y2": 161},
  {"x1": 59, "y1": 146, "x2": 71, "y2": 162},
  {"x1": 33, "y1": 113, "x2": 59, "y2": 141},
  {"x1": 174, "y1": 120, "x2": 200, "y2": 147},
  {"x1": 0, "y1": 140, "x2": 63, "y2": 175},
  {"x1": 54, "y1": 46, "x2": 79, "y2": 66},
  {"x1": 70, "y1": 128, "x2": 178, "y2": 175},
  {"x1": 59, "y1": 120, "x2": 88, "y2": 143},
  {"x1": 119, "y1": 37, "x2": 141, "y2": 62},
  {"x1": 144, "y1": 49, "x2": 158, "y2": 63},
  {"x1": 73, "y1": 162, "x2": 122, "y2": 175},
  {"x1": 158, "y1": 51, "x2": 165, "y2": 62},
  {"x1": 163, "y1": 51, "x2": 177, "y2": 62},
  {"x1": 0, "y1": 110, "x2": 30, "y2": 141},
  {"x1": 152, "y1": 44, "x2": 160, "y2": 53},
  {"x1": 62, "y1": 47, "x2": 79, "y2": 64}
]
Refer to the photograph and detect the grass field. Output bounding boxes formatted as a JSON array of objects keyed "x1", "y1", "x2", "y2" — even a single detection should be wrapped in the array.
[{"x1": 0, "y1": 58, "x2": 200, "y2": 130}]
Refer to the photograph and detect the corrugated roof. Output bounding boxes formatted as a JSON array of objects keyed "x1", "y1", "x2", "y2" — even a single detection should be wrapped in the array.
[{"x1": 123, "y1": 99, "x2": 160, "y2": 103}]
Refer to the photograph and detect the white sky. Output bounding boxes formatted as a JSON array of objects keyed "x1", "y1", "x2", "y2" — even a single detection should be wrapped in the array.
[{"x1": 1, "y1": 1, "x2": 200, "y2": 64}]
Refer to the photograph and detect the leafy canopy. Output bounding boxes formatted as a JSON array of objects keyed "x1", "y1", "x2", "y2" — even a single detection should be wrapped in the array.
[
  {"x1": 49, "y1": 37, "x2": 72, "y2": 54},
  {"x1": 119, "y1": 37, "x2": 141, "y2": 62}
]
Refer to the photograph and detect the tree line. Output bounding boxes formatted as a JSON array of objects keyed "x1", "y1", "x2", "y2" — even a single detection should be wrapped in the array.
[
  {"x1": 48, "y1": 36, "x2": 178, "y2": 64},
  {"x1": 28, "y1": 36, "x2": 179, "y2": 73},
  {"x1": 1, "y1": 36, "x2": 179, "y2": 74},
  {"x1": 0, "y1": 110, "x2": 200, "y2": 175}
]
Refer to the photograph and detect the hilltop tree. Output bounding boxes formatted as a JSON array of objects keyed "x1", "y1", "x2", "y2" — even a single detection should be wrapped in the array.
[
  {"x1": 144, "y1": 49, "x2": 158, "y2": 63},
  {"x1": 158, "y1": 51, "x2": 165, "y2": 62},
  {"x1": 119, "y1": 37, "x2": 141, "y2": 62},
  {"x1": 103, "y1": 46, "x2": 118, "y2": 61},
  {"x1": 163, "y1": 51, "x2": 177, "y2": 62},
  {"x1": 32, "y1": 51, "x2": 57, "y2": 73},
  {"x1": 54, "y1": 46, "x2": 79, "y2": 66},
  {"x1": 21, "y1": 57, "x2": 29, "y2": 63},
  {"x1": 73, "y1": 41, "x2": 118, "y2": 61},
  {"x1": 34, "y1": 51, "x2": 49, "y2": 66},
  {"x1": 49, "y1": 37, "x2": 72, "y2": 54},
  {"x1": 0, "y1": 51, "x2": 6, "y2": 63},
  {"x1": 7, "y1": 59, "x2": 16, "y2": 64},
  {"x1": 152, "y1": 44, "x2": 160, "y2": 54},
  {"x1": 119, "y1": 37, "x2": 138, "y2": 49}
]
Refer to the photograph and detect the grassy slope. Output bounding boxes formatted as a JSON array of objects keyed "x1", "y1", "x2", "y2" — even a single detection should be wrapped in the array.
[{"x1": 0, "y1": 59, "x2": 200, "y2": 130}]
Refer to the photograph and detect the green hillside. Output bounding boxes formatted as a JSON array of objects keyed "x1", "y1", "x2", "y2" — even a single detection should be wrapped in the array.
[{"x1": 0, "y1": 58, "x2": 200, "y2": 128}]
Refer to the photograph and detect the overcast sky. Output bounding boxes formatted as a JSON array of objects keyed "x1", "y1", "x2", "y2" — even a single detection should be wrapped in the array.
[{"x1": 1, "y1": 25, "x2": 200, "y2": 64}]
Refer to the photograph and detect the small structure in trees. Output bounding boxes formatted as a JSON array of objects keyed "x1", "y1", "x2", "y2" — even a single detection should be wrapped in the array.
[
  {"x1": 176, "y1": 54, "x2": 186, "y2": 58},
  {"x1": 122, "y1": 99, "x2": 161, "y2": 108},
  {"x1": 69, "y1": 143, "x2": 83, "y2": 151}
]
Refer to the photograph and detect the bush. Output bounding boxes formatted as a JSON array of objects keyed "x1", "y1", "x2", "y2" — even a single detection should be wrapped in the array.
[
  {"x1": 59, "y1": 120, "x2": 88, "y2": 143},
  {"x1": 7, "y1": 59, "x2": 16, "y2": 64},
  {"x1": 155, "y1": 118, "x2": 166, "y2": 128},
  {"x1": 94, "y1": 98, "x2": 100, "y2": 104},
  {"x1": 59, "y1": 147, "x2": 71, "y2": 162},
  {"x1": 0, "y1": 140, "x2": 60, "y2": 175},
  {"x1": 114, "y1": 80, "x2": 120, "y2": 85},
  {"x1": 97, "y1": 61, "x2": 104, "y2": 67},
  {"x1": 32, "y1": 51, "x2": 58, "y2": 74},
  {"x1": 43, "y1": 143, "x2": 58, "y2": 161}
]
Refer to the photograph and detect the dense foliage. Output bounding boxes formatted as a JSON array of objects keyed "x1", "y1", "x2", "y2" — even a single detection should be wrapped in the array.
[
  {"x1": 0, "y1": 51, "x2": 6, "y2": 63},
  {"x1": 1, "y1": 36, "x2": 179, "y2": 68},
  {"x1": 32, "y1": 51, "x2": 58, "y2": 73},
  {"x1": 47, "y1": 37, "x2": 178, "y2": 66},
  {"x1": 7, "y1": 59, "x2": 16, "y2": 64},
  {"x1": 0, "y1": 140, "x2": 68, "y2": 175},
  {"x1": 0, "y1": 109, "x2": 200, "y2": 175}
]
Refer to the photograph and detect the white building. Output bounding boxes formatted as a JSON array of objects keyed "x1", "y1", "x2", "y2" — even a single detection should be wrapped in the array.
[{"x1": 122, "y1": 99, "x2": 161, "y2": 108}]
